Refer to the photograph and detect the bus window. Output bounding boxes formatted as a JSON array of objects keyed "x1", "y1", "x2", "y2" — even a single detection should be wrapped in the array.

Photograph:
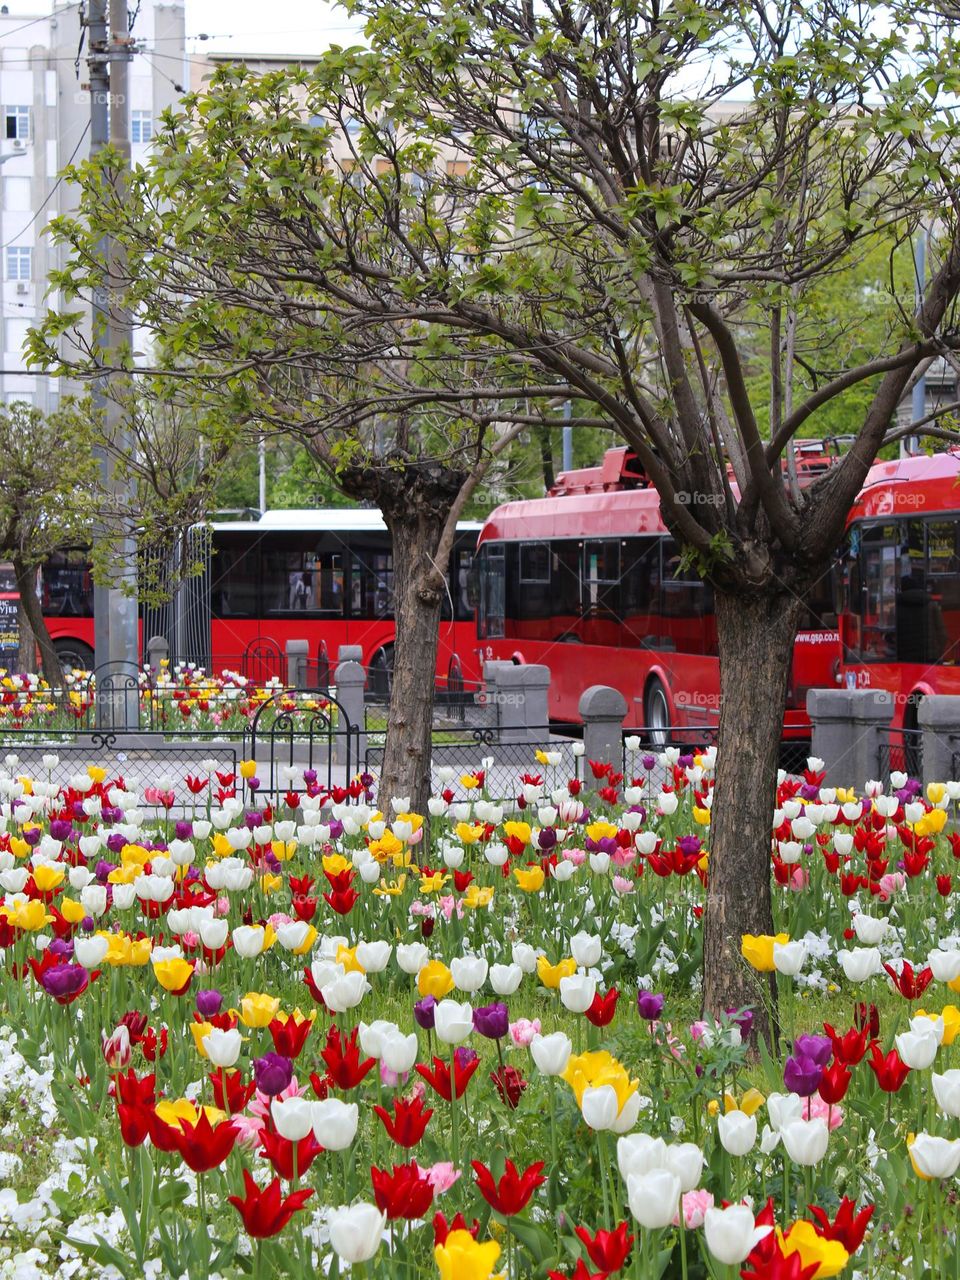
[
  {"x1": 512, "y1": 541, "x2": 553, "y2": 623},
  {"x1": 41, "y1": 550, "x2": 94, "y2": 617},
  {"x1": 925, "y1": 518, "x2": 960, "y2": 663},
  {"x1": 262, "y1": 548, "x2": 344, "y2": 615},
  {"x1": 660, "y1": 540, "x2": 712, "y2": 654},
  {"x1": 477, "y1": 544, "x2": 505, "y2": 639},
  {"x1": 454, "y1": 548, "x2": 474, "y2": 621},
  {"x1": 210, "y1": 543, "x2": 258, "y2": 618},
  {"x1": 351, "y1": 550, "x2": 394, "y2": 617},
  {"x1": 621, "y1": 537, "x2": 661, "y2": 646},
  {"x1": 798, "y1": 564, "x2": 838, "y2": 631},
  {"x1": 583, "y1": 541, "x2": 620, "y2": 613}
]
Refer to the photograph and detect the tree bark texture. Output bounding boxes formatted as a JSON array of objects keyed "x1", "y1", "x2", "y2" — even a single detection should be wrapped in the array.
[
  {"x1": 702, "y1": 589, "x2": 804, "y2": 1040},
  {"x1": 13, "y1": 557, "x2": 60, "y2": 683}
]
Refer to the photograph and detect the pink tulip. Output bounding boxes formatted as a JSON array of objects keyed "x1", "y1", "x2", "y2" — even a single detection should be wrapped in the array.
[
  {"x1": 675, "y1": 1189, "x2": 714, "y2": 1229},
  {"x1": 510, "y1": 1018, "x2": 541, "y2": 1047},
  {"x1": 416, "y1": 1161, "x2": 461, "y2": 1194},
  {"x1": 612, "y1": 875, "x2": 635, "y2": 894},
  {"x1": 878, "y1": 872, "x2": 906, "y2": 900},
  {"x1": 563, "y1": 847, "x2": 586, "y2": 866}
]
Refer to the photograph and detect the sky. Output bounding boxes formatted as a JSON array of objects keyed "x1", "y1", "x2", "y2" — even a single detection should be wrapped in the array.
[{"x1": 182, "y1": 0, "x2": 366, "y2": 56}]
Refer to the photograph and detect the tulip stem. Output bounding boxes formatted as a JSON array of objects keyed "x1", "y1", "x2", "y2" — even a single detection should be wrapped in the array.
[
  {"x1": 679, "y1": 1214, "x2": 689, "y2": 1280},
  {"x1": 597, "y1": 1131, "x2": 612, "y2": 1227}
]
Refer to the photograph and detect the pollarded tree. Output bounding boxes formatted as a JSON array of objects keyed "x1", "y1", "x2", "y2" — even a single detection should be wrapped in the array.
[
  {"x1": 0, "y1": 400, "x2": 101, "y2": 679},
  {"x1": 33, "y1": 0, "x2": 960, "y2": 1025}
]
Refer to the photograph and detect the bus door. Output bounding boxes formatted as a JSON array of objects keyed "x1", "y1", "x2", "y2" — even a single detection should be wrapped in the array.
[{"x1": 476, "y1": 544, "x2": 505, "y2": 647}]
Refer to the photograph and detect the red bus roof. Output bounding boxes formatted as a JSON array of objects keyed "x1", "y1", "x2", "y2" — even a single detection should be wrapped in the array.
[
  {"x1": 848, "y1": 449, "x2": 960, "y2": 522},
  {"x1": 479, "y1": 484, "x2": 669, "y2": 543}
]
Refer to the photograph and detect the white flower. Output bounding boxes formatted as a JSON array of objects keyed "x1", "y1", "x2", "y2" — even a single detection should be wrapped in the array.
[
  {"x1": 773, "y1": 940, "x2": 806, "y2": 976},
  {"x1": 433, "y1": 999, "x2": 474, "y2": 1044},
  {"x1": 489, "y1": 962, "x2": 523, "y2": 995},
  {"x1": 271, "y1": 1096, "x2": 314, "y2": 1141},
  {"x1": 529, "y1": 1032, "x2": 572, "y2": 1076},
  {"x1": 910, "y1": 1133, "x2": 960, "y2": 1179},
  {"x1": 704, "y1": 1205, "x2": 772, "y2": 1265},
  {"x1": 780, "y1": 1117, "x2": 829, "y2": 1166},
  {"x1": 328, "y1": 1203, "x2": 386, "y2": 1263},
  {"x1": 837, "y1": 947, "x2": 881, "y2": 981},
  {"x1": 717, "y1": 1111, "x2": 757, "y2": 1156},
  {"x1": 852, "y1": 915, "x2": 888, "y2": 945},
  {"x1": 311, "y1": 1099, "x2": 359, "y2": 1151},
  {"x1": 895, "y1": 1027, "x2": 939, "y2": 1071},
  {"x1": 559, "y1": 973, "x2": 597, "y2": 1013},
  {"x1": 570, "y1": 931, "x2": 602, "y2": 968},
  {"x1": 932, "y1": 1070, "x2": 960, "y2": 1119},
  {"x1": 626, "y1": 1169, "x2": 680, "y2": 1229}
]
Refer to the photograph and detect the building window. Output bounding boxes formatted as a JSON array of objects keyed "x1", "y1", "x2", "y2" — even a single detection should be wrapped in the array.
[
  {"x1": 6, "y1": 246, "x2": 31, "y2": 281},
  {"x1": 4, "y1": 106, "x2": 30, "y2": 140},
  {"x1": 131, "y1": 111, "x2": 153, "y2": 144}
]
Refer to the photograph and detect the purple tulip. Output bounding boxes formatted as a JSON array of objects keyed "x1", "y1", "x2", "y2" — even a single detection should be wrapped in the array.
[
  {"x1": 784, "y1": 1053, "x2": 823, "y2": 1097},
  {"x1": 642, "y1": 755, "x2": 656, "y2": 771},
  {"x1": 414, "y1": 995, "x2": 437, "y2": 1031},
  {"x1": 196, "y1": 988, "x2": 223, "y2": 1018},
  {"x1": 48, "y1": 938, "x2": 74, "y2": 959},
  {"x1": 794, "y1": 1033, "x2": 832, "y2": 1067},
  {"x1": 637, "y1": 991, "x2": 665, "y2": 1021},
  {"x1": 245, "y1": 810, "x2": 263, "y2": 830},
  {"x1": 23, "y1": 826, "x2": 41, "y2": 846},
  {"x1": 473, "y1": 1002, "x2": 509, "y2": 1040},
  {"x1": 676, "y1": 835, "x2": 701, "y2": 856},
  {"x1": 80, "y1": 916, "x2": 95, "y2": 933},
  {"x1": 175, "y1": 820, "x2": 193, "y2": 839},
  {"x1": 253, "y1": 1052, "x2": 294, "y2": 1097},
  {"x1": 726, "y1": 1008, "x2": 754, "y2": 1039},
  {"x1": 537, "y1": 827, "x2": 557, "y2": 851},
  {"x1": 49, "y1": 819, "x2": 74, "y2": 842},
  {"x1": 106, "y1": 833, "x2": 126, "y2": 855},
  {"x1": 328, "y1": 820, "x2": 344, "y2": 841},
  {"x1": 39, "y1": 963, "x2": 88, "y2": 1000},
  {"x1": 303, "y1": 769, "x2": 318, "y2": 785}
]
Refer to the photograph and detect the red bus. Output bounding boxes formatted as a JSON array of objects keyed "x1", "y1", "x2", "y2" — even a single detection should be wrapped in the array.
[
  {"x1": 838, "y1": 448, "x2": 960, "y2": 732},
  {"x1": 473, "y1": 447, "x2": 842, "y2": 736},
  {"x1": 39, "y1": 510, "x2": 481, "y2": 690}
]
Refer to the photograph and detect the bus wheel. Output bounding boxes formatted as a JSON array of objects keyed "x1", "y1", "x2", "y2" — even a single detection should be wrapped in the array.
[
  {"x1": 644, "y1": 677, "x2": 672, "y2": 749},
  {"x1": 368, "y1": 646, "x2": 394, "y2": 700},
  {"x1": 54, "y1": 639, "x2": 94, "y2": 675}
]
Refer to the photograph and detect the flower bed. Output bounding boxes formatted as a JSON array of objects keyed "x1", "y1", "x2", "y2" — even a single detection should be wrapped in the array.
[{"x1": 0, "y1": 750, "x2": 958, "y2": 1279}]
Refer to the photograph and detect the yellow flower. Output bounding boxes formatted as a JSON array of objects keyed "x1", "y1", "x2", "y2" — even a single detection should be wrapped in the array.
[
  {"x1": 153, "y1": 958, "x2": 195, "y2": 993},
  {"x1": 31, "y1": 864, "x2": 65, "y2": 893},
  {"x1": 917, "y1": 1005, "x2": 960, "y2": 1045},
  {"x1": 778, "y1": 1222, "x2": 849, "y2": 1277},
  {"x1": 104, "y1": 933, "x2": 152, "y2": 966},
  {"x1": 369, "y1": 831, "x2": 405, "y2": 863},
  {"x1": 562, "y1": 1050, "x2": 639, "y2": 1112},
  {"x1": 693, "y1": 807, "x2": 711, "y2": 826},
  {"x1": 59, "y1": 897, "x2": 87, "y2": 925},
  {"x1": 322, "y1": 853, "x2": 353, "y2": 877},
  {"x1": 191, "y1": 1020, "x2": 214, "y2": 1057},
  {"x1": 155, "y1": 1099, "x2": 226, "y2": 1130},
  {"x1": 418, "y1": 960, "x2": 455, "y2": 1000},
  {"x1": 87, "y1": 765, "x2": 107, "y2": 784},
  {"x1": 462, "y1": 884, "x2": 494, "y2": 910},
  {"x1": 435, "y1": 1230, "x2": 503, "y2": 1280},
  {"x1": 455, "y1": 822, "x2": 484, "y2": 845},
  {"x1": 537, "y1": 954, "x2": 577, "y2": 989},
  {"x1": 121, "y1": 843, "x2": 151, "y2": 866},
  {"x1": 420, "y1": 870, "x2": 449, "y2": 894},
  {"x1": 5, "y1": 899, "x2": 53, "y2": 930},
  {"x1": 741, "y1": 933, "x2": 790, "y2": 973},
  {"x1": 336, "y1": 944, "x2": 366, "y2": 974},
  {"x1": 916, "y1": 807, "x2": 947, "y2": 837},
  {"x1": 271, "y1": 839, "x2": 298, "y2": 861},
  {"x1": 395, "y1": 813, "x2": 424, "y2": 835},
  {"x1": 212, "y1": 833, "x2": 233, "y2": 859},
  {"x1": 835, "y1": 787, "x2": 855, "y2": 803},
  {"x1": 107, "y1": 862, "x2": 142, "y2": 884},
  {"x1": 374, "y1": 874, "x2": 408, "y2": 897},
  {"x1": 502, "y1": 821, "x2": 531, "y2": 847},
  {"x1": 460, "y1": 774, "x2": 481, "y2": 790},
  {"x1": 239, "y1": 759, "x2": 257, "y2": 779},
  {"x1": 585, "y1": 822, "x2": 618, "y2": 843},
  {"x1": 513, "y1": 865, "x2": 545, "y2": 893},
  {"x1": 239, "y1": 992, "x2": 280, "y2": 1027},
  {"x1": 260, "y1": 873, "x2": 283, "y2": 895},
  {"x1": 709, "y1": 1088, "x2": 767, "y2": 1118},
  {"x1": 289, "y1": 925, "x2": 318, "y2": 956},
  {"x1": 927, "y1": 782, "x2": 947, "y2": 805},
  {"x1": 9, "y1": 836, "x2": 30, "y2": 858}
]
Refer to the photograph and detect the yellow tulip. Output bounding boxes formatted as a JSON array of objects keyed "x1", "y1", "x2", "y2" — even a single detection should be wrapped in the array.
[
  {"x1": 153, "y1": 958, "x2": 195, "y2": 993},
  {"x1": 916, "y1": 807, "x2": 947, "y2": 836},
  {"x1": 107, "y1": 863, "x2": 142, "y2": 884},
  {"x1": 562, "y1": 1050, "x2": 639, "y2": 1112},
  {"x1": 259, "y1": 873, "x2": 283, "y2": 895},
  {"x1": 155, "y1": 1099, "x2": 226, "y2": 1130},
  {"x1": 191, "y1": 1020, "x2": 213, "y2": 1057},
  {"x1": 322, "y1": 853, "x2": 353, "y2": 877},
  {"x1": 271, "y1": 839, "x2": 298, "y2": 861},
  {"x1": 537, "y1": 954, "x2": 577, "y2": 989},
  {"x1": 455, "y1": 822, "x2": 484, "y2": 845},
  {"x1": 336, "y1": 944, "x2": 366, "y2": 974},
  {"x1": 709, "y1": 1089, "x2": 766, "y2": 1118},
  {"x1": 585, "y1": 822, "x2": 618, "y2": 843},
  {"x1": 10, "y1": 836, "x2": 30, "y2": 858},
  {"x1": 290, "y1": 925, "x2": 318, "y2": 956},
  {"x1": 778, "y1": 1222, "x2": 849, "y2": 1277},
  {"x1": 87, "y1": 765, "x2": 107, "y2": 784},
  {"x1": 239, "y1": 759, "x2": 257, "y2": 779},
  {"x1": 120, "y1": 843, "x2": 151, "y2": 866},
  {"x1": 463, "y1": 885, "x2": 494, "y2": 909},
  {"x1": 369, "y1": 831, "x2": 405, "y2": 863},
  {"x1": 59, "y1": 897, "x2": 87, "y2": 925},
  {"x1": 927, "y1": 782, "x2": 947, "y2": 805},
  {"x1": 435, "y1": 1230, "x2": 503, "y2": 1280},
  {"x1": 212, "y1": 833, "x2": 233, "y2": 859},
  {"x1": 741, "y1": 933, "x2": 789, "y2": 973},
  {"x1": 8, "y1": 899, "x2": 53, "y2": 930},
  {"x1": 419, "y1": 871, "x2": 449, "y2": 894},
  {"x1": 31, "y1": 864, "x2": 65, "y2": 892},
  {"x1": 459, "y1": 774, "x2": 481, "y2": 790},
  {"x1": 513, "y1": 865, "x2": 545, "y2": 893},
  {"x1": 418, "y1": 960, "x2": 455, "y2": 999},
  {"x1": 239, "y1": 992, "x2": 280, "y2": 1027},
  {"x1": 395, "y1": 813, "x2": 424, "y2": 834},
  {"x1": 502, "y1": 821, "x2": 531, "y2": 847},
  {"x1": 693, "y1": 807, "x2": 711, "y2": 826},
  {"x1": 374, "y1": 874, "x2": 407, "y2": 897}
]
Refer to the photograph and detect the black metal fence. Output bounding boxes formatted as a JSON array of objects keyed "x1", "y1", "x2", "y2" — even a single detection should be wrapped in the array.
[
  {"x1": 879, "y1": 728, "x2": 924, "y2": 781},
  {"x1": 246, "y1": 688, "x2": 362, "y2": 797}
]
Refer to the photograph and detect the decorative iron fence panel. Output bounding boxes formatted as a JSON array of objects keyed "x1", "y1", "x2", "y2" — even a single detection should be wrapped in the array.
[
  {"x1": 879, "y1": 728, "x2": 924, "y2": 781},
  {"x1": 246, "y1": 689, "x2": 361, "y2": 799}
]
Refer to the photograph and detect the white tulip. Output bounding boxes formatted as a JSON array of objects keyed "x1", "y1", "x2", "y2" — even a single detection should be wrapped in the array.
[
  {"x1": 311, "y1": 1099, "x2": 359, "y2": 1151},
  {"x1": 434, "y1": 999, "x2": 474, "y2": 1044},
  {"x1": 559, "y1": 973, "x2": 597, "y2": 1014},
  {"x1": 852, "y1": 915, "x2": 888, "y2": 945},
  {"x1": 704, "y1": 1205, "x2": 772, "y2": 1266},
  {"x1": 910, "y1": 1133, "x2": 960, "y2": 1179},
  {"x1": 895, "y1": 1027, "x2": 939, "y2": 1070},
  {"x1": 490, "y1": 962, "x2": 523, "y2": 996},
  {"x1": 203, "y1": 1027, "x2": 243, "y2": 1070},
  {"x1": 773, "y1": 940, "x2": 806, "y2": 976},
  {"x1": 451, "y1": 956, "x2": 488, "y2": 992},
  {"x1": 380, "y1": 1031, "x2": 419, "y2": 1075},
  {"x1": 664, "y1": 1142, "x2": 704, "y2": 1192},
  {"x1": 837, "y1": 947, "x2": 881, "y2": 981},
  {"x1": 396, "y1": 943, "x2": 429, "y2": 974},
  {"x1": 356, "y1": 940, "x2": 392, "y2": 973},
  {"x1": 529, "y1": 1031, "x2": 572, "y2": 1076},
  {"x1": 569, "y1": 931, "x2": 602, "y2": 968},
  {"x1": 932, "y1": 1070, "x2": 960, "y2": 1119},
  {"x1": 928, "y1": 949, "x2": 960, "y2": 983},
  {"x1": 780, "y1": 1117, "x2": 829, "y2": 1166},
  {"x1": 328, "y1": 1203, "x2": 386, "y2": 1264},
  {"x1": 717, "y1": 1111, "x2": 757, "y2": 1156},
  {"x1": 626, "y1": 1169, "x2": 681, "y2": 1229},
  {"x1": 617, "y1": 1133, "x2": 668, "y2": 1179}
]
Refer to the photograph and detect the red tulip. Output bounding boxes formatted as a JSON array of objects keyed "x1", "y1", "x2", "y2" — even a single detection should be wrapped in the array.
[
  {"x1": 807, "y1": 1197, "x2": 875, "y2": 1254},
  {"x1": 416, "y1": 1054, "x2": 480, "y2": 1102},
  {"x1": 883, "y1": 960, "x2": 933, "y2": 1000},
  {"x1": 823, "y1": 1022, "x2": 868, "y2": 1066},
  {"x1": 866, "y1": 1042, "x2": 910, "y2": 1093},
  {"x1": 228, "y1": 1168, "x2": 313, "y2": 1237},
  {"x1": 210, "y1": 1069, "x2": 257, "y2": 1115},
  {"x1": 269, "y1": 1015, "x2": 314, "y2": 1059},
  {"x1": 373, "y1": 1094, "x2": 434, "y2": 1147},
  {"x1": 168, "y1": 1109, "x2": 239, "y2": 1172},
  {"x1": 548, "y1": 1263, "x2": 608, "y2": 1280},
  {"x1": 117, "y1": 1103, "x2": 152, "y2": 1147},
  {"x1": 472, "y1": 1158, "x2": 546, "y2": 1215},
  {"x1": 574, "y1": 1221, "x2": 634, "y2": 1271},
  {"x1": 584, "y1": 987, "x2": 619, "y2": 1028},
  {"x1": 433, "y1": 1211, "x2": 479, "y2": 1245},
  {"x1": 491, "y1": 1064, "x2": 527, "y2": 1109},
  {"x1": 937, "y1": 874, "x2": 952, "y2": 897},
  {"x1": 817, "y1": 1060, "x2": 851, "y2": 1105},
  {"x1": 323, "y1": 886, "x2": 360, "y2": 915},
  {"x1": 321, "y1": 1025, "x2": 376, "y2": 1089},
  {"x1": 259, "y1": 1128, "x2": 324, "y2": 1181},
  {"x1": 371, "y1": 1161, "x2": 435, "y2": 1220}
]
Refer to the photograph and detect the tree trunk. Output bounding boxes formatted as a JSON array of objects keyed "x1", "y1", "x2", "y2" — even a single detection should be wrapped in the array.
[
  {"x1": 377, "y1": 508, "x2": 447, "y2": 816},
  {"x1": 702, "y1": 589, "x2": 804, "y2": 1042},
  {"x1": 13, "y1": 557, "x2": 60, "y2": 683}
]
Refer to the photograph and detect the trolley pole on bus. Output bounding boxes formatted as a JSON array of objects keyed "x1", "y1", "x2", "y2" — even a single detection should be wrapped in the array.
[{"x1": 88, "y1": 0, "x2": 139, "y2": 728}]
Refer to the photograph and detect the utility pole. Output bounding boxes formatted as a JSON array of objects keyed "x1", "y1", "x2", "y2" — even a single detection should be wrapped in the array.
[
  {"x1": 906, "y1": 227, "x2": 927, "y2": 458},
  {"x1": 561, "y1": 398, "x2": 573, "y2": 473},
  {"x1": 87, "y1": 0, "x2": 138, "y2": 725}
]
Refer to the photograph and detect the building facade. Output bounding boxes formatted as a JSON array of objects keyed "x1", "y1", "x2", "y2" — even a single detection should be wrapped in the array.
[{"x1": 0, "y1": 0, "x2": 186, "y2": 412}]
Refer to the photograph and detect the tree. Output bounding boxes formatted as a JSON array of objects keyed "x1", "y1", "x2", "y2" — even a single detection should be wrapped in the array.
[
  {"x1": 33, "y1": 0, "x2": 960, "y2": 1026},
  {"x1": 0, "y1": 401, "x2": 100, "y2": 680}
]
